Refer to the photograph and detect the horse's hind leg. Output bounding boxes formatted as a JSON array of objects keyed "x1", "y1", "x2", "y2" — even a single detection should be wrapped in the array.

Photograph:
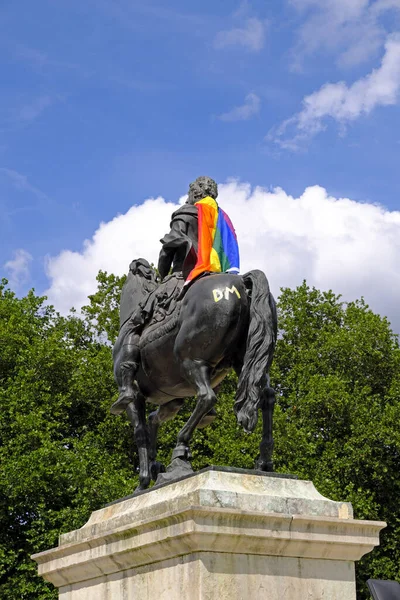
[
  {"x1": 172, "y1": 358, "x2": 217, "y2": 461},
  {"x1": 111, "y1": 328, "x2": 140, "y2": 415},
  {"x1": 148, "y1": 399, "x2": 184, "y2": 481},
  {"x1": 255, "y1": 381, "x2": 276, "y2": 472},
  {"x1": 125, "y1": 394, "x2": 151, "y2": 491}
]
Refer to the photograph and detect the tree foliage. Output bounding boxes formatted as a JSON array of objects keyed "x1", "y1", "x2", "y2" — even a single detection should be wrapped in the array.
[
  {"x1": 0, "y1": 279, "x2": 134, "y2": 598},
  {"x1": 271, "y1": 283, "x2": 400, "y2": 598},
  {"x1": 1, "y1": 275, "x2": 400, "y2": 599}
]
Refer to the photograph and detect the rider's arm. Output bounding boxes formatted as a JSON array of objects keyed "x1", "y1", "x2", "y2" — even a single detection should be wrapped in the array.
[
  {"x1": 158, "y1": 248, "x2": 173, "y2": 280},
  {"x1": 158, "y1": 212, "x2": 189, "y2": 279}
]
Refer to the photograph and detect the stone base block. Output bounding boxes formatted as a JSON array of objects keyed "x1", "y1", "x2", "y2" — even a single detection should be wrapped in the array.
[
  {"x1": 58, "y1": 553, "x2": 357, "y2": 600},
  {"x1": 32, "y1": 467, "x2": 386, "y2": 600}
]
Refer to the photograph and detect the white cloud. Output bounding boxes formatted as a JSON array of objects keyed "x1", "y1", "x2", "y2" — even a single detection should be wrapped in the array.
[
  {"x1": 14, "y1": 95, "x2": 54, "y2": 123},
  {"x1": 374, "y1": 0, "x2": 400, "y2": 12},
  {"x1": 218, "y1": 93, "x2": 260, "y2": 122},
  {"x1": 289, "y1": 0, "x2": 400, "y2": 68},
  {"x1": 271, "y1": 34, "x2": 400, "y2": 148},
  {"x1": 12, "y1": 43, "x2": 82, "y2": 73},
  {"x1": 214, "y1": 18, "x2": 267, "y2": 52},
  {"x1": 0, "y1": 167, "x2": 50, "y2": 201},
  {"x1": 291, "y1": 0, "x2": 370, "y2": 24},
  {"x1": 45, "y1": 181, "x2": 400, "y2": 333},
  {"x1": 4, "y1": 249, "x2": 32, "y2": 288},
  {"x1": 45, "y1": 197, "x2": 176, "y2": 313}
]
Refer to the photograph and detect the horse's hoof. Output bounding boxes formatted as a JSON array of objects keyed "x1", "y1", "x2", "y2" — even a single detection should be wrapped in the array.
[
  {"x1": 255, "y1": 459, "x2": 274, "y2": 472},
  {"x1": 150, "y1": 461, "x2": 166, "y2": 481},
  {"x1": 171, "y1": 444, "x2": 192, "y2": 461},
  {"x1": 133, "y1": 483, "x2": 149, "y2": 496},
  {"x1": 136, "y1": 475, "x2": 151, "y2": 491}
]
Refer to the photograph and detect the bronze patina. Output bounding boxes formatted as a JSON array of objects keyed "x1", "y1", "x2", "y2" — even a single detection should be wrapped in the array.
[{"x1": 112, "y1": 177, "x2": 277, "y2": 492}]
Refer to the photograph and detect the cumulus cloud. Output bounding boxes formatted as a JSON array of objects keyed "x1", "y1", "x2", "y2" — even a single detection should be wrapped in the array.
[
  {"x1": 45, "y1": 197, "x2": 176, "y2": 313},
  {"x1": 45, "y1": 181, "x2": 400, "y2": 332},
  {"x1": 214, "y1": 18, "x2": 267, "y2": 52},
  {"x1": 218, "y1": 93, "x2": 260, "y2": 122},
  {"x1": 271, "y1": 34, "x2": 400, "y2": 149},
  {"x1": 4, "y1": 249, "x2": 33, "y2": 288},
  {"x1": 289, "y1": 0, "x2": 400, "y2": 69}
]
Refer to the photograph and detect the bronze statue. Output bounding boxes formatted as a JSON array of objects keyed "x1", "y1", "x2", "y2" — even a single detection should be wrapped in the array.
[{"x1": 112, "y1": 176, "x2": 277, "y2": 491}]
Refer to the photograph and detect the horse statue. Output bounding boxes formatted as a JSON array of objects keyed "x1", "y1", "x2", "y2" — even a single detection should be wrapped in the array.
[{"x1": 112, "y1": 260, "x2": 277, "y2": 492}]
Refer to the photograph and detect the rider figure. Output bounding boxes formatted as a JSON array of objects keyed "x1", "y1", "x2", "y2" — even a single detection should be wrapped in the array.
[
  {"x1": 158, "y1": 176, "x2": 211, "y2": 280},
  {"x1": 111, "y1": 176, "x2": 239, "y2": 415},
  {"x1": 158, "y1": 175, "x2": 239, "y2": 282}
]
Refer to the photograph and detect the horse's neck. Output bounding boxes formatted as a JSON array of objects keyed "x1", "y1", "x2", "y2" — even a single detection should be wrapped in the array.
[{"x1": 120, "y1": 273, "x2": 156, "y2": 327}]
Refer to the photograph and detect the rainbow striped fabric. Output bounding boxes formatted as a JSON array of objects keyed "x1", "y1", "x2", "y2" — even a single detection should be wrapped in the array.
[{"x1": 186, "y1": 196, "x2": 240, "y2": 284}]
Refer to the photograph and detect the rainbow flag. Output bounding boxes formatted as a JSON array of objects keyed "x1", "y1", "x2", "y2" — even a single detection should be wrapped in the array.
[{"x1": 186, "y1": 196, "x2": 240, "y2": 284}]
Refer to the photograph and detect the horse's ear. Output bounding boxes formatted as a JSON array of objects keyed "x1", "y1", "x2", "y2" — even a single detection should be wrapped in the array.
[
  {"x1": 128, "y1": 258, "x2": 155, "y2": 280},
  {"x1": 145, "y1": 267, "x2": 157, "y2": 281},
  {"x1": 138, "y1": 264, "x2": 154, "y2": 280},
  {"x1": 129, "y1": 259, "x2": 147, "y2": 274},
  {"x1": 129, "y1": 260, "x2": 138, "y2": 273}
]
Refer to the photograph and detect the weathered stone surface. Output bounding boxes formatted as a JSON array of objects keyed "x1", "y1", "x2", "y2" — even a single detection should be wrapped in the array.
[
  {"x1": 32, "y1": 468, "x2": 386, "y2": 599},
  {"x1": 57, "y1": 553, "x2": 357, "y2": 600}
]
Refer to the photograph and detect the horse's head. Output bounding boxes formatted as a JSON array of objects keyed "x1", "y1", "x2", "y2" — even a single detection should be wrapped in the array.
[
  {"x1": 129, "y1": 258, "x2": 157, "y2": 282},
  {"x1": 236, "y1": 405, "x2": 259, "y2": 434}
]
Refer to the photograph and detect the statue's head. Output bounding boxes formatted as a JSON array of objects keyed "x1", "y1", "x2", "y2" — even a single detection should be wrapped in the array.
[{"x1": 187, "y1": 176, "x2": 218, "y2": 205}]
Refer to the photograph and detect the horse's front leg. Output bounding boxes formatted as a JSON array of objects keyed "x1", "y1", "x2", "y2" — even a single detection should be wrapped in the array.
[
  {"x1": 148, "y1": 398, "x2": 184, "y2": 481},
  {"x1": 125, "y1": 395, "x2": 151, "y2": 491},
  {"x1": 255, "y1": 383, "x2": 276, "y2": 472},
  {"x1": 172, "y1": 358, "x2": 217, "y2": 461}
]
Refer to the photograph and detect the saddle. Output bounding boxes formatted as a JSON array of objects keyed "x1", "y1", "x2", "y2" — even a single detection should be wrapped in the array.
[
  {"x1": 139, "y1": 273, "x2": 185, "y2": 348},
  {"x1": 139, "y1": 271, "x2": 218, "y2": 348}
]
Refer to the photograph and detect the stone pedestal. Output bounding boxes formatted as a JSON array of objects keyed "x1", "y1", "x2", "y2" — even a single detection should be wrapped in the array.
[{"x1": 32, "y1": 467, "x2": 385, "y2": 599}]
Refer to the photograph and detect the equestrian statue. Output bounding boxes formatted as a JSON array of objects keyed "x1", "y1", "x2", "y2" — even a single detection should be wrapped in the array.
[{"x1": 112, "y1": 176, "x2": 277, "y2": 491}]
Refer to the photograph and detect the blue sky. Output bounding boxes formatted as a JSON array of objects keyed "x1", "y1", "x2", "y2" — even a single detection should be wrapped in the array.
[{"x1": 2, "y1": 0, "x2": 400, "y2": 325}]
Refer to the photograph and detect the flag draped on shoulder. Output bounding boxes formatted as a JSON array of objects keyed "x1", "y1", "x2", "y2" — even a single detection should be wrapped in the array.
[{"x1": 186, "y1": 196, "x2": 240, "y2": 284}]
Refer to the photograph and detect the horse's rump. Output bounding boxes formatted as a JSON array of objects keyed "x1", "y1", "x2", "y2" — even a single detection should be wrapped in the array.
[
  {"x1": 137, "y1": 273, "x2": 249, "y2": 402},
  {"x1": 175, "y1": 273, "x2": 248, "y2": 363}
]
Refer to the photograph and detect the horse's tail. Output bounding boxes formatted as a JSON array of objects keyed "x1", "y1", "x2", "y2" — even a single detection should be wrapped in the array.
[{"x1": 234, "y1": 270, "x2": 277, "y2": 433}]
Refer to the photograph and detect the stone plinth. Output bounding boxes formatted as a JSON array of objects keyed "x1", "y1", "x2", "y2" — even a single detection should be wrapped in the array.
[{"x1": 32, "y1": 467, "x2": 386, "y2": 599}]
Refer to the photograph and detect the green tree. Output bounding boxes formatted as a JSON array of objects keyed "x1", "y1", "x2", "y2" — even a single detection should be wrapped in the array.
[
  {"x1": 2, "y1": 274, "x2": 400, "y2": 599},
  {"x1": 0, "y1": 279, "x2": 136, "y2": 599},
  {"x1": 82, "y1": 270, "x2": 125, "y2": 344},
  {"x1": 271, "y1": 282, "x2": 400, "y2": 598}
]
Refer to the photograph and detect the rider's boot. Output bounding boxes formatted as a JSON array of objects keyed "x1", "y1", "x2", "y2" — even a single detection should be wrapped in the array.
[{"x1": 110, "y1": 361, "x2": 138, "y2": 415}]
